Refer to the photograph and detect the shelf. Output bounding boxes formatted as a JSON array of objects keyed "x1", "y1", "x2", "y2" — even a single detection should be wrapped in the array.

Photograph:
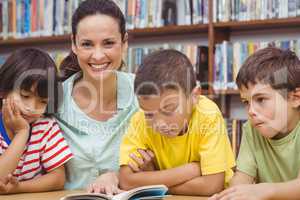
[
  {"x1": 0, "y1": 35, "x2": 71, "y2": 48},
  {"x1": 0, "y1": 24, "x2": 209, "y2": 48},
  {"x1": 1, "y1": 17, "x2": 298, "y2": 47},
  {"x1": 214, "y1": 17, "x2": 300, "y2": 31},
  {"x1": 128, "y1": 24, "x2": 208, "y2": 39}
]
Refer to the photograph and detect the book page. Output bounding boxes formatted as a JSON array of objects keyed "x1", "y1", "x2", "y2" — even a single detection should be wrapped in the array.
[{"x1": 60, "y1": 193, "x2": 111, "y2": 200}]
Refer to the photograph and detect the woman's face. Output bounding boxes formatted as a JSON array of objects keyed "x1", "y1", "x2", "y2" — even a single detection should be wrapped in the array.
[{"x1": 72, "y1": 14, "x2": 127, "y2": 82}]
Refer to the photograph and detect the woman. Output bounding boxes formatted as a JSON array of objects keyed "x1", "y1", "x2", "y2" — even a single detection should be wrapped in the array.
[{"x1": 56, "y1": 0, "x2": 138, "y2": 194}]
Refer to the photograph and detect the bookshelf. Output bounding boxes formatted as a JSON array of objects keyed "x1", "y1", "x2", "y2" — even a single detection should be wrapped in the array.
[
  {"x1": 1, "y1": 0, "x2": 299, "y2": 158},
  {"x1": 213, "y1": 17, "x2": 300, "y2": 31},
  {"x1": 0, "y1": 1, "x2": 299, "y2": 100},
  {"x1": 0, "y1": 24, "x2": 209, "y2": 47}
]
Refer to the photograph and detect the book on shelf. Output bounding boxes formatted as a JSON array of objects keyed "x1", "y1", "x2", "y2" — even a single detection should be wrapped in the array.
[
  {"x1": 0, "y1": 1, "x2": 2, "y2": 38},
  {"x1": 162, "y1": 0, "x2": 177, "y2": 26},
  {"x1": 60, "y1": 185, "x2": 168, "y2": 200},
  {"x1": 226, "y1": 119, "x2": 245, "y2": 158},
  {"x1": 214, "y1": 0, "x2": 300, "y2": 22},
  {"x1": 196, "y1": 46, "x2": 209, "y2": 90},
  {"x1": 0, "y1": 55, "x2": 7, "y2": 66}
]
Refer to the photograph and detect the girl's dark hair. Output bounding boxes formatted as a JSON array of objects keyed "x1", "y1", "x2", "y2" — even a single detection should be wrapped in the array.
[
  {"x1": 60, "y1": 0, "x2": 126, "y2": 80},
  {"x1": 0, "y1": 48, "x2": 62, "y2": 115}
]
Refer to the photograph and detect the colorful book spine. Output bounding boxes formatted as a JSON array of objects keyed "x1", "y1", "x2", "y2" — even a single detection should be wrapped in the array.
[{"x1": 214, "y1": 39, "x2": 300, "y2": 90}]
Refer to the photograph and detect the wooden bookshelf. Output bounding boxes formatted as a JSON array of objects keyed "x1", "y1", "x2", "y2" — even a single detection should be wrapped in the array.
[
  {"x1": 128, "y1": 24, "x2": 208, "y2": 38},
  {"x1": 0, "y1": 2, "x2": 299, "y2": 111},
  {"x1": 0, "y1": 17, "x2": 298, "y2": 97},
  {"x1": 214, "y1": 17, "x2": 300, "y2": 31},
  {"x1": 0, "y1": 35, "x2": 71, "y2": 48},
  {"x1": 0, "y1": 24, "x2": 209, "y2": 48}
]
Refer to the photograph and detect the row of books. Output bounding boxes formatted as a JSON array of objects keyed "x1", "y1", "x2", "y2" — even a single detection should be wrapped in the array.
[
  {"x1": 125, "y1": 43, "x2": 209, "y2": 89},
  {"x1": 0, "y1": 0, "x2": 210, "y2": 39},
  {"x1": 2, "y1": 0, "x2": 300, "y2": 40},
  {"x1": 126, "y1": 43, "x2": 199, "y2": 72},
  {"x1": 0, "y1": 0, "x2": 84, "y2": 39},
  {"x1": 214, "y1": 0, "x2": 300, "y2": 22},
  {"x1": 124, "y1": 0, "x2": 209, "y2": 29},
  {"x1": 226, "y1": 119, "x2": 246, "y2": 158},
  {"x1": 214, "y1": 39, "x2": 300, "y2": 90}
]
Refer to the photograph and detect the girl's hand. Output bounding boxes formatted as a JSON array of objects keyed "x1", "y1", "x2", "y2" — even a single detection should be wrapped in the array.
[
  {"x1": 129, "y1": 149, "x2": 156, "y2": 172},
  {"x1": 87, "y1": 171, "x2": 123, "y2": 195},
  {"x1": 0, "y1": 174, "x2": 19, "y2": 194},
  {"x1": 2, "y1": 97, "x2": 30, "y2": 134}
]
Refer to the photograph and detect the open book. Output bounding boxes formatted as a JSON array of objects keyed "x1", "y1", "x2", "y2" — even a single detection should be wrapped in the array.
[{"x1": 60, "y1": 185, "x2": 168, "y2": 200}]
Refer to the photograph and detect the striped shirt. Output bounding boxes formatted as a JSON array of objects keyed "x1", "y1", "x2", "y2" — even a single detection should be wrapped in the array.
[{"x1": 0, "y1": 117, "x2": 73, "y2": 181}]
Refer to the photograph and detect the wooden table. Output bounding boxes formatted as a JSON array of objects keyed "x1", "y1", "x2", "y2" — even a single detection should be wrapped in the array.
[{"x1": 0, "y1": 190, "x2": 208, "y2": 200}]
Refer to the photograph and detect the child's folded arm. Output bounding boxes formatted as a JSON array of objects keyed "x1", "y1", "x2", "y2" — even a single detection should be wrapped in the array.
[
  {"x1": 266, "y1": 180, "x2": 300, "y2": 200},
  {"x1": 11, "y1": 165, "x2": 66, "y2": 194},
  {"x1": 210, "y1": 171, "x2": 300, "y2": 200},
  {"x1": 168, "y1": 172, "x2": 224, "y2": 196},
  {"x1": 0, "y1": 130, "x2": 29, "y2": 179},
  {"x1": 119, "y1": 162, "x2": 201, "y2": 190},
  {"x1": 265, "y1": 171, "x2": 300, "y2": 200}
]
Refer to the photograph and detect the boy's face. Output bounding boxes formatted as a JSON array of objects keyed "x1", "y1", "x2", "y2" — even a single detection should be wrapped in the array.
[
  {"x1": 138, "y1": 89, "x2": 193, "y2": 137},
  {"x1": 240, "y1": 82, "x2": 300, "y2": 139}
]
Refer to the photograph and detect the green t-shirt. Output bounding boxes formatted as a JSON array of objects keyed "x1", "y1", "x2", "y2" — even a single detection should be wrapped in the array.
[{"x1": 237, "y1": 121, "x2": 300, "y2": 183}]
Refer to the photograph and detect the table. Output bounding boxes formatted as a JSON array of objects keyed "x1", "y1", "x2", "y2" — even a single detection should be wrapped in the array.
[{"x1": 0, "y1": 190, "x2": 208, "y2": 200}]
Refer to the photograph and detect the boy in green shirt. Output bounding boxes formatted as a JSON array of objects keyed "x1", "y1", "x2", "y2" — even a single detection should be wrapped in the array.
[{"x1": 210, "y1": 47, "x2": 300, "y2": 200}]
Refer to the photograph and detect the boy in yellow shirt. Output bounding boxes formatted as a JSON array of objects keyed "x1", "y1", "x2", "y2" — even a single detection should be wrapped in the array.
[
  {"x1": 119, "y1": 49, "x2": 235, "y2": 196},
  {"x1": 210, "y1": 47, "x2": 300, "y2": 200}
]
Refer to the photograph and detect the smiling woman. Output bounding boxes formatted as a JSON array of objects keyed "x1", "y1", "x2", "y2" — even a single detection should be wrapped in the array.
[{"x1": 55, "y1": 0, "x2": 138, "y2": 194}]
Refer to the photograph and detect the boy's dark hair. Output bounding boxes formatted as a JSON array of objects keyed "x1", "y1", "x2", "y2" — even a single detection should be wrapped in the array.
[
  {"x1": 60, "y1": 0, "x2": 126, "y2": 80},
  {"x1": 236, "y1": 47, "x2": 300, "y2": 93},
  {"x1": 0, "y1": 48, "x2": 62, "y2": 115},
  {"x1": 134, "y1": 49, "x2": 196, "y2": 96}
]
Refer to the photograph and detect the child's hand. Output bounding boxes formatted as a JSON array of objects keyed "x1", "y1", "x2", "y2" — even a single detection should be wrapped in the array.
[
  {"x1": 208, "y1": 183, "x2": 272, "y2": 200},
  {"x1": 129, "y1": 149, "x2": 156, "y2": 172},
  {"x1": 87, "y1": 171, "x2": 123, "y2": 195},
  {"x1": 2, "y1": 97, "x2": 30, "y2": 134},
  {"x1": 0, "y1": 174, "x2": 19, "y2": 194}
]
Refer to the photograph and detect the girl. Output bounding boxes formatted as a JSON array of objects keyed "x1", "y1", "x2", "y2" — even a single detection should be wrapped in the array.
[{"x1": 0, "y1": 48, "x2": 73, "y2": 194}]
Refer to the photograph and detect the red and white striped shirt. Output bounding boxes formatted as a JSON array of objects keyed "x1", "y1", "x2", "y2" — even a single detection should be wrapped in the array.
[{"x1": 0, "y1": 117, "x2": 73, "y2": 181}]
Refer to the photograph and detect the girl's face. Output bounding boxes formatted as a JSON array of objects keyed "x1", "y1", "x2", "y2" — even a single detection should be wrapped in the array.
[
  {"x1": 72, "y1": 14, "x2": 127, "y2": 82},
  {"x1": 7, "y1": 85, "x2": 48, "y2": 124}
]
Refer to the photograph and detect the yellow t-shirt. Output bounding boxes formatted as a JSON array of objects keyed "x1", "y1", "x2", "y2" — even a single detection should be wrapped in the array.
[{"x1": 119, "y1": 96, "x2": 235, "y2": 184}]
